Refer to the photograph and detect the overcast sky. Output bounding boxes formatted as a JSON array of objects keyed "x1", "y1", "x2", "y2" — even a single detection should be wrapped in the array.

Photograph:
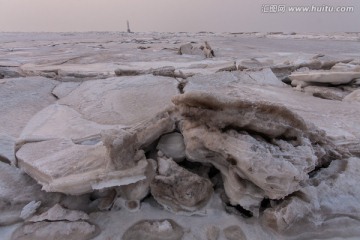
[{"x1": 0, "y1": 0, "x2": 359, "y2": 32}]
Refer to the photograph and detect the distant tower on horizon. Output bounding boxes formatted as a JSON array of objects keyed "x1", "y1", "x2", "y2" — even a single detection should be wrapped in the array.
[{"x1": 127, "y1": 20, "x2": 132, "y2": 33}]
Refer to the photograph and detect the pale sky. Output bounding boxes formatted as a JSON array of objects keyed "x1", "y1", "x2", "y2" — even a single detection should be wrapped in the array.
[{"x1": 0, "y1": 0, "x2": 359, "y2": 32}]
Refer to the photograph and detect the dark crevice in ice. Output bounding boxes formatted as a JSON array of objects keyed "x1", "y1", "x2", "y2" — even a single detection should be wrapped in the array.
[
  {"x1": 0, "y1": 155, "x2": 11, "y2": 165},
  {"x1": 225, "y1": 202, "x2": 254, "y2": 218},
  {"x1": 208, "y1": 166, "x2": 220, "y2": 179},
  {"x1": 259, "y1": 198, "x2": 271, "y2": 213},
  {"x1": 177, "y1": 80, "x2": 187, "y2": 94}
]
